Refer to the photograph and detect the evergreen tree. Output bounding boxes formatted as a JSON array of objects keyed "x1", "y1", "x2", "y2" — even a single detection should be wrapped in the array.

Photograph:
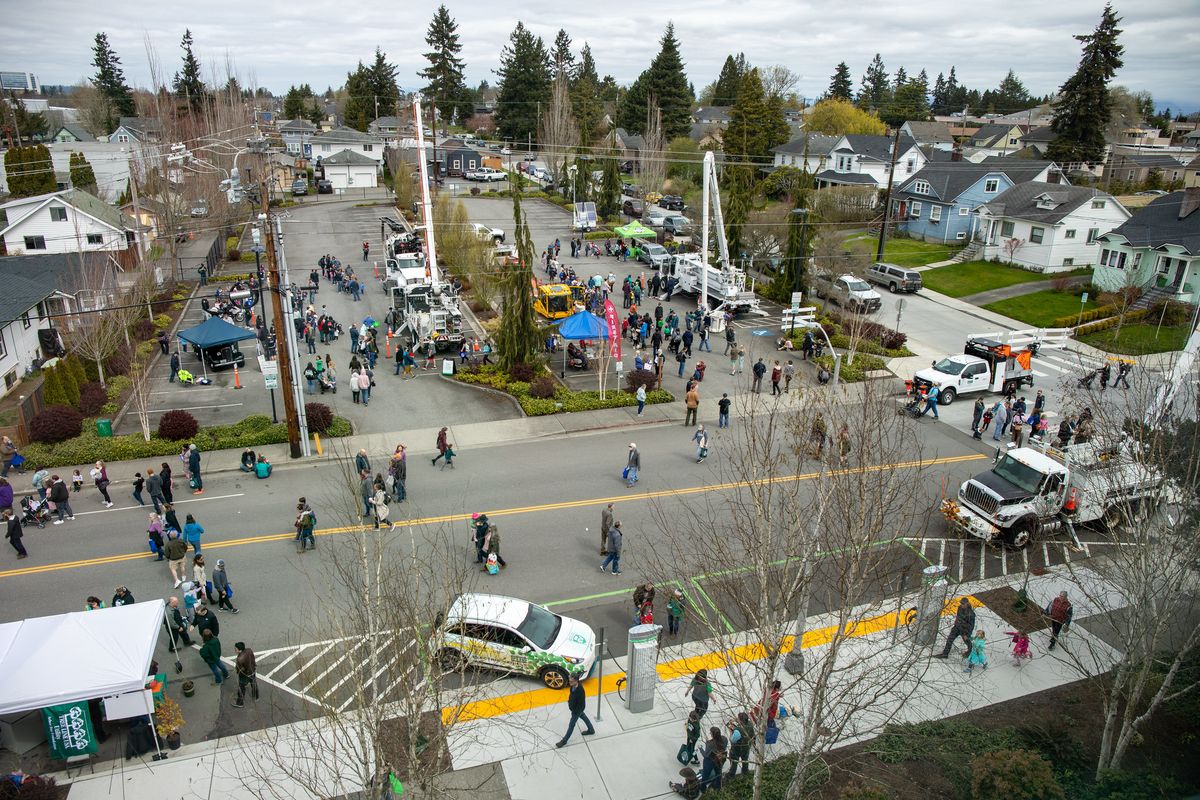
[
  {"x1": 498, "y1": 192, "x2": 544, "y2": 372},
  {"x1": 931, "y1": 72, "x2": 947, "y2": 113},
  {"x1": 1048, "y1": 4, "x2": 1125, "y2": 165},
  {"x1": 283, "y1": 84, "x2": 316, "y2": 120},
  {"x1": 857, "y1": 54, "x2": 890, "y2": 111},
  {"x1": 893, "y1": 66, "x2": 908, "y2": 91},
  {"x1": 991, "y1": 69, "x2": 1032, "y2": 111},
  {"x1": 571, "y1": 44, "x2": 604, "y2": 147},
  {"x1": 172, "y1": 29, "x2": 208, "y2": 113},
  {"x1": 616, "y1": 23, "x2": 694, "y2": 139},
  {"x1": 769, "y1": 190, "x2": 815, "y2": 303},
  {"x1": 883, "y1": 80, "x2": 931, "y2": 127},
  {"x1": 56, "y1": 362, "x2": 81, "y2": 408},
  {"x1": 67, "y1": 355, "x2": 88, "y2": 393},
  {"x1": 1, "y1": 95, "x2": 48, "y2": 144},
  {"x1": 420, "y1": 6, "x2": 471, "y2": 124},
  {"x1": 551, "y1": 29, "x2": 575, "y2": 81},
  {"x1": 342, "y1": 63, "x2": 374, "y2": 131},
  {"x1": 827, "y1": 62, "x2": 853, "y2": 101},
  {"x1": 41, "y1": 364, "x2": 68, "y2": 407},
  {"x1": 90, "y1": 32, "x2": 135, "y2": 132},
  {"x1": 366, "y1": 47, "x2": 401, "y2": 118},
  {"x1": 915, "y1": 69, "x2": 930, "y2": 100},
  {"x1": 723, "y1": 166, "x2": 752, "y2": 263},
  {"x1": 117, "y1": 180, "x2": 131, "y2": 206},
  {"x1": 724, "y1": 68, "x2": 789, "y2": 162},
  {"x1": 711, "y1": 53, "x2": 747, "y2": 106},
  {"x1": 69, "y1": 152, "x2": 98, "y2": 194},
  {"x1": 4, "y1": 145, "x2": 55, "y2": 197},
  {"x1": 495, "y1": 22, "x2": 552, "y2": 144}
]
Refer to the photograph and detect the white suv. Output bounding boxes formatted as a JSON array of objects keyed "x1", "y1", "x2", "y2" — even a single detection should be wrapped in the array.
[{"x1": 813, "y1": 272, "x2": 883, "y2": 313}]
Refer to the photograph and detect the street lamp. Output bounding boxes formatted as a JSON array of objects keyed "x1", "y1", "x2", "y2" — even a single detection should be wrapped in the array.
[
  {"x1": 567, "y1": 164, "x2": 578, "y2": 208},
  {"x1": 790, "y1": 208, "x2": 841, "y2": 390}
]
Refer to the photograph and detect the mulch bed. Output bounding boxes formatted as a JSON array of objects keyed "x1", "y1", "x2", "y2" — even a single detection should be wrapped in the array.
[{"x1": 973, "y1": 583, "x2": 1052, "y2": 633}]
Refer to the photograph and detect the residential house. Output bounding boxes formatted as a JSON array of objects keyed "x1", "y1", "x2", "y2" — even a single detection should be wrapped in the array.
[
  {"x1": 267, "y1": 154, "x2": 305, "y2": 198},
  {"x1": 900, "y1": 121, "x2": 955, "y2": 152},
  {"x1": 369, "y1": 116, "x2": 405, "y2": 141},
  {"x1": 892, "y1": 159, "x2": 1066, "y2": 244},
  {"x1": 688, "y1": 122, "x2": 722, "y2": 148},
  {"x1": 814, "y1": 134, "x2": 924, "y2": 193},
  {"x1": 0, "y1": 274, "x2": 61, "y2": 397},
  {"x1": 320, "y1": 150, "x2": 379, "y2": 190},
  {"x1": 119, "y1": 196, "x2": 176, "y2": 243},
  {"x1": 279, "y1": 119, "x2": 317, "y2": 157},
  {"x1": 310, "y1": 126, "x2": 383, "y2": 168},
  {"x1": 50, "y1": 124, "x2": 95, "y2": 143},
  {"x1": 1093, "y1": 188, "x2": 1200, "y2": 300},
  {"x1": 0, "y1": 189, "x2": 142, "y2": 265},
  {"x1": 975, "y1": 182, "x2": 1130, "y2": 272},
  {"x1": 1181, "y1": 129, "x2": 1200, "y2": 149},
  {"x1": 966, "y1": 123, "x2": 1027, "y2": 156},
  {"x1": 106, "y1": 117, "x2": 162, "y2": 144},
  {"x1": 439, "y1": 145, "x2": 488, "y2": 178},
  {"x1": 1016, "y1": 126, "x2": 1058, "y2": 158},
  {"x1": 1185, "y1": 155, "x2": 1200, "y2": 189},
  {"x1": 614, "y1": 128, "x2": 645, "y2": 161},
  {"x1": 1105, "y1": 151, "x2": 1187, "y2": 186},
  {"x1": 692, "y1": 107, "x2": 731, "y2": 126},
  {"x1": 770, "y1": 133, "x2": 838, "y2": 173},
  {"x1": 1110, "y1": 125, "x2": 1171, "y2": 149}
]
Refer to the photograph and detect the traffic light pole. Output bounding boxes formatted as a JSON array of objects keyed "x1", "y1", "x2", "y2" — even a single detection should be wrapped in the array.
[{"x1": 260, "y1": 182, "x2": 304, "y2": 458}]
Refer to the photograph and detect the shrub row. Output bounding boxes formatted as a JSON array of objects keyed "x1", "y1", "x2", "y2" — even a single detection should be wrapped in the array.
[
  {"x1": 1049, "y1": 303, "x2": 1118, "y2": 328},
  {"x1": 210, "y1": 273, "x2": 253, "y2": 283},
  {"x1": 454, "y1": 364, "x2": 673, "y2": 416},
  {"x1": 826, "y1": 334, "x2": 913, "y2": 359},
  {"x1": 812, "y1": 353, "x2": 888, "y2": 383},
  {"x1": 1074, "y1": 309, "x2": 1150, "y2": 336},
  {"x1": 17, "y1": 412, "x2": 352, "y2": 469}
]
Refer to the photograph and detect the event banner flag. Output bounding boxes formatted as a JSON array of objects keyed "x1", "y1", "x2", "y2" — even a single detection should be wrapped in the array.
[
  {"x1": 42, "y1": 701, "x2": 97, "y2": 759},
  {"x1": 604, "y1": 299, "x2": 621, "y2": 360}
]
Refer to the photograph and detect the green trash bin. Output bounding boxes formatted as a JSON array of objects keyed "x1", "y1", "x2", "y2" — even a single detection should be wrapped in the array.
[{"x1": 96, "y1": 419, "x2": 113, "y2": 437}]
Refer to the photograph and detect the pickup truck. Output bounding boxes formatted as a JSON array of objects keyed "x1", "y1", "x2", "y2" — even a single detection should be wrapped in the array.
[
  {"x1": 470, "y1": 223, "x2": 505, "y2": 243},
  {"x1": 467, "y1": 167, "x2": 506, "y2": 182},
  {"x1": 913, "y1": 337, "x2": 1037, "y2": 404},
  {"x1": 812, "y1": 273, "x2": 882, "y2": 313}
]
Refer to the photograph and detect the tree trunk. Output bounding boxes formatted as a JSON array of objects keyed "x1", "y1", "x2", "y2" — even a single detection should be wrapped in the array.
[{"x1": 95, "y1": 357, "x2": 106, "y2": 388}]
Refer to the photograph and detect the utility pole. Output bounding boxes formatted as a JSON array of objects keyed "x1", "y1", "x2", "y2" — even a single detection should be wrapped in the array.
[
  {"x1": 259, "y1": 181, "x2": 303, "y2": 457},
  {"x1": 429, "y1": 98, "x2": 438, "y2": 192},
  {"x1": 875, "y1": 129, "x2": 902, "y2": 264},
  {"x1": 126, "y1": 149, "x2": 144, "y2": 269}
]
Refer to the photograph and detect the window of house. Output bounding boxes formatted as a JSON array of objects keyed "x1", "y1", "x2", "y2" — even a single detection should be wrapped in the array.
[
  {"x1": 1000, "y1": 221, "x2": 1015, "y2": 237},
  {"x1": 1087, "y1": 228, "x2": 1099, "y2": 243},
  {"x1": 23, "y1": 236, "x2": 46, "y2": 250},
  {"x1": 1158, "y1": 256, "x2": 1171, "y2": 275},
  {"x1": 959, "y1": 207, "x2": 969, "y2": 216},
  {"x1": 116, "y1": 134, "x2": 129, "y2": 143},
  {"x1": 1030, "y1": 227, "x2": 1045, "y2": 244},
  {"x1": 1091, "y1": 200, "x2": 1106, "y2": 209},
  {"x1": 321, "y1": 144, "x2": 330, "y2": 152},
  {"x1": 906, "y1": 158, "x2": 915, "y2": 174},
  {"x1": 909, "y1": 202, "x2": 922, "y2": 218},
  {"x1": 363, "y1": 144, "x2": 373, "y2": 152},
  {"x1": 930, "y1": 206, "x2": 942, "y2": 222},
  {"x1": 985, "y1": 179, "x2": 999, "y2": 193},
  {"x1": 0, "y1": 334, "x2": 7, "y2": 361},
  {"x1": 1063, "y1": 258, "x2": 1074, "y2": 266},
  {"x1": 1132, "y1": 253, "x2": 1142, "y2": 268},
  {"x1": 913, "y1": 180, "x2": 931, "y2": 195},
  {"x1": 1127, "y1": 170, "x2": 1136, "y2": 180},
  {"x1": 21, "y1": 312, "x2": 31, "y2": 330},
  {"x1": 86, "y1": 233, "x2": 103, "y2": 245},
  {"x1": 1064, "y1": 229, "x2": 1077, "y2": 239},
  {"x1": 50, "y1": 207, "x2": 68, "y2": 222},
  {"x1": 1008, "y1": 137, "x2": 1019, "y2": 145},
  {"x1": 1100, "y1": 248, "x2": 1109, "y2": 264}
]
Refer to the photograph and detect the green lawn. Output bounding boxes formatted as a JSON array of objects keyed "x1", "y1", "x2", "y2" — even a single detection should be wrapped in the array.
[
  {"x1": 1078, "y1": 323, "x2": 1191, "y2": 355},
  {"x1": 921, "y1": 261, "x2": 1093, "y2": 298},
  {"x1": 845, "y1": 235, "x2": 963, "y2": 267},
  {"x1": 983, "y1": 289, "x2": 1100, "y2": 327}
]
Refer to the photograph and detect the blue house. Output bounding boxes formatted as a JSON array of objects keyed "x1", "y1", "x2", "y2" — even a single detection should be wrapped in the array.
[{"x1": 892, "y1": 157, "x2": 1065, "y2": 244}]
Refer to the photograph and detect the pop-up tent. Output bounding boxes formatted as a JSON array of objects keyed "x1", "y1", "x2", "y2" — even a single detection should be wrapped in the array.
[
  {"x1": 614, "y1": 221, "x2": 657, "y2": 240},
  {"x1": 176, "y1": 316, "x2": 258, "y2": 378},
  {"x1": 0, "y1": 600, "x2": 165, "y2": 716},
  {"x1": 556, "y1": 309, "x2": 609, "y2": 340}
]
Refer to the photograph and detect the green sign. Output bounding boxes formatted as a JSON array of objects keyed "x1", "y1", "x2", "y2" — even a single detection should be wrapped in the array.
[{"x1": 42, "y1": 701, "x2": 97, "y2": 759}]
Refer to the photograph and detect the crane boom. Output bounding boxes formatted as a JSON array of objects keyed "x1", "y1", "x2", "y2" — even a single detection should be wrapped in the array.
[{"x1": 413, "y1": 96, "x2": 440, "y2": 288}]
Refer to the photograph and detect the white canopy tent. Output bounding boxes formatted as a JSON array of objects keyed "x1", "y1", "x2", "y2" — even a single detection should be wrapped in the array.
[{"x1": 0, "y1": 600, "x2": 165, "y2": 715}]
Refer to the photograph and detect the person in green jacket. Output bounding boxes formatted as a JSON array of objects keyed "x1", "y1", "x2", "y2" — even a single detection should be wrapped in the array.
[{"x1": 199, "y1": 629, "x2": 229, "y2": 685}]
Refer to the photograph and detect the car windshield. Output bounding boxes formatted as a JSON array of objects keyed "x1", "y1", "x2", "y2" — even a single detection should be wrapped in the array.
[
  {"x1": 933, "y1": 359, "x2": 966, "y2": 375},
  {"x1": 647, "y1": 245, "x2": 665, "y2": 254},
  {"x1": 517, "y1": 604, "x2": 562, "y2": 650},
  {"x1": 549, "y1": 295, "x2": 569, "y2": 312},
  {"x1": 847, "y1": 279, "x2": 871, "y2": 292},
  {"x1": 993, "y1": 455, "x2": 1045, "y2": 495}
]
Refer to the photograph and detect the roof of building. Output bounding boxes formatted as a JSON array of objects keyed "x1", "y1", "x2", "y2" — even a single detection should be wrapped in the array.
[
  {"x1": 1019, "y1": 126, "x2": 1057, "y2": 143},
  {"x1": 903, "y1": 120, "x2": 954, "y2": 144},
  {"x1": 692, "y1": 106, "x2": 731, "y2": 123},
  {"x1": 772, "y1": 133, "x2": 839, "y2": 157},
  {"x1": 1188, "y1": 154, "x2": 1200, "y2": 168},
  {"x1": 894, "y1": 160, "x2": 1058, "y2": 203},
  {"x1": 0, "y1": 272, "x2": 56, "y2": 326},
  {"x1": 969, "y1": 123, "x2": 1021, "y2": 148},
  {"x1": 978, "y1": 182, "x2": 1121, "y2": 225},
  {"x1": 320, "y1": 149, "x2": 379, "y2": 167},
  {"x1": 312, "y1": 126, "x2": 375, "y2": 144},
  {"x1": 113, "y1": 117, "x2": 162, "y2": 138},
  {"x1": 841, "y1": 134, "x2": 917, "y2": 162},
  {"x1": 814, "y1": 169, "x2": 879, "y2": 186},
  {"x1": 689, "y1": 122, "x2": 722, "y2": 143},
  {"x1": 0, "y1": 253, "x2": 95, "y2": 300},
  {"x1": 279, "y1": 119, "x2": 317, "y2": 133},
  {"x1": 1109, "y1": 152, "x2": 1185, "y2": 169},
  {"x1": 614, "y1": 128, "x2": 645, "y2": 152},
  {"x1": 54, "y1": 124, "x2": 95, "y2": 142},
  {"x1": 0, "y1": 189, "x2": 134, "y2": 234},
  {"x1": 370, "y1": 116, "x2": 404, "y2": 129},
  {"x1": 1102, "y1": 189, "x2": 1200, "y2": 255}
]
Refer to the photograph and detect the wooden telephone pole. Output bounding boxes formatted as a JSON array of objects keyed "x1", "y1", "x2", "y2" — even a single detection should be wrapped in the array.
[{"x1": 259, "y1": 183, "x2": 303, "y2": 457}]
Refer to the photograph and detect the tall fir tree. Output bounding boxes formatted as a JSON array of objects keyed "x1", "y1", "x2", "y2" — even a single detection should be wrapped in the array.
[
  {"x1": 172, "y1": 29, "x2": 208, "y2": 113},
  {"x1": 616, "y1": 23, "x2": 694, "y2": 139},
  {"x1": 90, "y1": 33, "x2": 135, "y2": 132},
  {"x1": 571, "y1": 44, "x2": 604, "y2": 147},
  {"x1": 598, "y1": 134, "x2": 622, "y2": 218},
  {"x1": 857, "y1": 54, "x2": 890, "y2": 111},
  {"x1": 495, "y1": 22, "x2": 552, "y2": 144},
  {"x1": 893, "y1": 66, "x2": 908, "y2": 91},
  {"x1": 769, "y1": 189, "x2": 815, "y2": 303},
  {"x1": 366, "y1": 48, "x2": 401, "y2": 118},
  {"x1": 420, "y1": 6, "x2": 471, "y2": 124},
  {"x1": 991, "y1": 69, "x2": 1032, "y2": 111},
  {"x1": 342, "y1": 63, "x2": 374, "y2": 131},
  {"x1": 724, "y1": 68, "x2": 789, "y2": 162},
  {"x1": 1048, "y1": 4, "x2": 1124, "y2": 165},
  {"x1": 827, "y1": 62, "x2": 853, "y2": 101},
  {"x1": 69, "y1": 152, "x2": 98, "y2": 194},
  {"x1": 551, "y1": 29, "x2": 575, "y2": 82},
  {"x1": 723, "y1": 166, "x2": 752, "y2": 262},
  {"x1": 930, "y1": 72, "x2": 947, "y2": 115},
  {"x1": 3, "y1": 145, "x2": 55, "y2": 197},
  {"x1": 711, "y1": 53, "x2": 747, "y2": 106},
  {"x1": 498, "y1": 192, "x2": 544, "y2": 372}
]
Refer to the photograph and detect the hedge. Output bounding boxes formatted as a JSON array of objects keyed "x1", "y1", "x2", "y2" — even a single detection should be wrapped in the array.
[
  {"x1": 210, "y1": 273, "x2": 252, "y2": 283},
  {"x1": 1050, "y1": 303, "x2": 1118, "y2": 328},
  {"x1": 454, "y1": 364, "x2": 673, "y2": 416},
  {"x1": 17, "y1": 414, "x2": 353, "y2": 469},
  {"x1": 812, "y1": 353, "x2": 888, "y2": 383},
  {"x1": 1074, "y1": 309, "x2": 1149, "y2": 336}
]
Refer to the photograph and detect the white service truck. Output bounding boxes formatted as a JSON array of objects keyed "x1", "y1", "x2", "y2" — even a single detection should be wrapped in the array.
[
  {"x1": 913, "y1": 336, "x2": 1038, "y2": 405},
  {"x1": 944, "y1": 439, "x2": 1168, "y2": 548}
]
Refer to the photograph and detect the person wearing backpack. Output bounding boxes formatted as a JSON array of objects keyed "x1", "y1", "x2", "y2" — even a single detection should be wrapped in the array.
[{"x1": 726, "y1": 712, "x2": 754, "y2": 777}]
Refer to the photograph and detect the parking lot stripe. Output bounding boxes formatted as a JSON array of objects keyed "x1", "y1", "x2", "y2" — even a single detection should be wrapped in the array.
[{"x1": 147, "y1": 403, "x2": 245, "y2": 413}]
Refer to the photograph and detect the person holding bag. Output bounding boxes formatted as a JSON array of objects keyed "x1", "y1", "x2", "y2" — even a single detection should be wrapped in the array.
[
  {"x1": 212, "y1": 559, "x2": 238, "y2": 613},
  {"x1": 90, "y1": 461, "x2": 113, "y2": 508}
]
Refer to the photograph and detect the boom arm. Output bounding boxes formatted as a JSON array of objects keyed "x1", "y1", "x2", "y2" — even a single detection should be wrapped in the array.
[{"x1": 413, "y1": 97, "x2": 440, "y2": 288}]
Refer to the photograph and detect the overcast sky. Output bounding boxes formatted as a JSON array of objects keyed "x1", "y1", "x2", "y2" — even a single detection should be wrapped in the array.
[{"x1": 4, "y1": 0, "x2": 1198, "y2": 111}]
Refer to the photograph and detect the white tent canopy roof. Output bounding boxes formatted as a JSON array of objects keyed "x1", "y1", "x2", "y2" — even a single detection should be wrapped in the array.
[{"x1": 0, "y1": 600, "x2": 165, "y2": 715}]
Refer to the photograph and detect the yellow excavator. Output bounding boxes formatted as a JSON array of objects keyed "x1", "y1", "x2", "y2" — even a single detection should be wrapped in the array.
[{"x1": 534, "y1": 284, "x2": 585, "y2": 320}]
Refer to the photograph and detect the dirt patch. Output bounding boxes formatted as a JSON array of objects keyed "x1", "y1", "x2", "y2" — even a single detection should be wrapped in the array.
[
  {"x1": 377, "y1": 711, "x2": 451, "y2": 785},
  {"x1": 973, "y1": 584, "x2": 1051, "y2": 633}
]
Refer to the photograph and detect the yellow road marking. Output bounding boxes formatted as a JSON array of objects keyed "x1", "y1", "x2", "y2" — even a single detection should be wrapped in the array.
[
  {"x1": 0, "y1": 453, "x2": 984, "y2": 580},
  {"x1": 443, "y1": 595, "x2": 985, "y2": 724}
]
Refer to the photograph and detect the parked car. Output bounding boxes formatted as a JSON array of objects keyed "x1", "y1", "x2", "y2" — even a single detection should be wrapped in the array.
[
  {"x1": 467, "y1": 167, "x2": 505, "y2": 182},
  {"x1": 1135, "y1": 189, "x2": 1168, "y2": 196},
  {"x1": 430, "y1": 593, "x2": 597, "y2": 689},
  {"x1": 292, "y1": 179, "x2": 308, "y2": 196},
  {"x1": 634, "y1": 241, "x2": 672, "y2": 270},
  {"x1": 622, "y1": 199, "x2": 644, "y2": 217},
  {"x1": 663, "y1": 215, "x2": 692, "y2": 236},
  {"x1": 189, "y1": 199, "x2": 209, "y2": 218},
  {"x1": 524, "y1": 153, "x2": 537, "y2": 162},
  {"x1": 644, "y1": 191, "x2": 664, "y2": 204},
  {"x1": 622, "y1": 183, "x2": 642, "y2": 197},
  {"x1": 643, "y1": 207, "x2": 669, "y2": 227},
  {"x1": 500, "y1": 147, "x2": 512, "y2": 155},
  {"x1": 812, "y1": 272, "x2": 883, "y2": 313},
  {"x1": 865, "y1": 261, "x2": 922, "y2": 293},
  {"x1": 660, "y1": 195, "x2": 686, "y2": 211},
  {"x1": 470, "y1": 222, "x2": 505, "y2": 243},
  {"x1": 316, "y1": 179, "x2": 333, "y2": 194}
]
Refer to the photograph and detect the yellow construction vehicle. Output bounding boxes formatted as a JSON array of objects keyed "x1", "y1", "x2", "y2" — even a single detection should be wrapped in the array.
[{"x1": 534, "y1": 284, "x2": 580, "y2": 320}]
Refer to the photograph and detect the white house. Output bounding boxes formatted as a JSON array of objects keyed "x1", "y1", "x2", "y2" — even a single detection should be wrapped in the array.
[
  {"x1": 975, "y1": 182, "x2": 1130, "y2": 272},
  {"x1": 321, "y1": 150, "x2": 379, "y2": 191},
  {"x1": 106, "y1": 117, "x2": 162, "y2": 144},
  {"x1": 0, "y1": 189, "x2": 142, "y2": 258},
  {"x1": 0, "y1": 275, "x2": 58, "y2": 397},
  {"x1": 814, "y1": 134, "x2": 925, "y2": 192},
  {"x1": 770, "y1": 133, "x2": 838, "y2": 173},
  {"x1": 899, "y1": 121, "x2": 955, "y2": 152},
  {"x1": 311, "y1": 127, "x2": 384, "y2": 168}
]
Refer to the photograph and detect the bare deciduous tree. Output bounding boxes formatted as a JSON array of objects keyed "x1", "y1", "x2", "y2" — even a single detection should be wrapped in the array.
[
  {"x1": 638, "y1": 99, "x2": 667, "y2": 198},
  {"x1": 537, "y1": 73, "x2": 579, "y2": 188}
]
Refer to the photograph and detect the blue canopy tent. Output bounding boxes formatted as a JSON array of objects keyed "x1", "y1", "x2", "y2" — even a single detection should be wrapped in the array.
[
  {"x1": 554, "y1": 310, "x2": 613, "y2": 392},
  {"x1": 176, "y1": 317, "x2": 257, "y2": 378}
]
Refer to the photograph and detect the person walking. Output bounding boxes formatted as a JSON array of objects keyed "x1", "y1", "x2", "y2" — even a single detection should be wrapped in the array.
[
  {"x1": 1114, "y1": 360, "x2": 1132, "y2": 388},
  {"x1": 933, "y1": 598, "x2": 976, "y2": 659},
  {"x1": 1045, "y1": 591, "x2": 1073, "y2": 651},
  {"x1": 729, "y1": 345, "x2": 739, "y2": 376},
  {"x1": 370, "y1": 478, "x2": 395, "y2": 531},
  {"x1": 716, "y1": 393, "x2": 731, "y2": 429},
  {"x1": 783, "y1": 360, "x2": 796, "y2": 393},
  {"x1": 600, "y1": 521, "x2": 623, "y2": 574},
  {"x1": 685, "y1": 670, "x2": 713, "y2": 720},
  {"x1": 111, "y1": 585, "x2": 135, "y2": 606},
  {"x1": 193, "y1": 553, "x2": 212, "y2": 603},
  {"x1": 431, "y1": 427, "x2": 449, "y2": 466},
  {"x1": 182, "y1": 514, "x2": 204, "y2": 554},
  {"x1": 483, "y1": 524, "x2": 506, "y2": 569},
  {"x1": 163, "y1": 502, "x2": 181, "y2": 536},
  {"x1": 4, "y1": 509, "x2": 27, "y2": 559},
  {"x1": 919, "y1": 384, "x2": 940, "y2": 419},
  {"x1": 295, "y1": 498, "x2": 316, "y2": 551},
  {"x1": 166, "y1": 596, "x2": 193, "y2": 649},
  {"x1": 991, "y1": 401, "x2": 1009, "y2": 442},
  {"x1": 726, "y1": 712, "x2": 754, "y2": 778},
  {"x1": 963, "y1": 630, "x2": 988, "y2": 674},
  {"x1": 971, "y1": 397, "x2": 985, "y2": 440},
  {"x1": 554, "y1": 673, "x2": 595, "y2": 748},
  {"x1": 193, "y1": 602, "x2": 219, "y2": 641},
  {"x1": 48, "y1": 475, "x2": 74, "y2": 524},
  {"x1": 0, "y1": 479, "x2": 11, "y2": 516},
  {"x1": 147, "y1": 513, "x2": 165, "y2": 561},
  {"x1": 169, "y1": 351, "x2": 181, "y2": 383},
  {"x1": 667, "y1": 588, "x2": 685, "y2": 636},
  {"x1": 684, "y1": 385, "x2": 700, "y2": 426},
  {"x1": 362, "y1": 240, "x2": 370, "y2": 261},
  {"x1": 164, "y1": 530, "x2": 188, "y2": 587},
  {"x1": 199, "y1": 629, "x2": 229, "y2": 685},
  {"x1": 212, "y1": 559, "x2": 238, "y2": 613},
  {"x1": 187, "y1": 444, "x2": 203, "y2": 495},
  {"x1": 692, "y1": 425, "x2": 709, "y2": 463},
  {"x1": 600, "y1": 503, "x2": 614, "y2": 555},
  {"x1": 624, "y1": 443, "x2": 641, "y2": 488},
  {"x1": 698, "y1": 726, "x2": 728, "y2": 791},
  {"x1": 751, "y1": 358, "x2": 766, "y2": 393},
  {"x1": 679, "y1": 710, "x2": 702, "y2": 766},
  {"x1": 160, "y1": 462, "x2": 175, "y2": 505},
  {"x1": 31, "y1": 467, "x2": 49, "y2": 501},
  {"x1": 723, "y1": 326, "x2": 736, "y2": 355},
  {"x1": 232, "y1": 642, "x2": 258, "y2": 708},
  {"x1": 89, "y1": 461, "x2": 114, "y2": 508},
  {"x1": 770, "y1": 361, "x2": 782, "y2": 396},
  {"x1": 636, "y1": 383, "x2": 646, "y2": 416},
  {"x1": 0, "y1": 436, "x2": 17, "y2": 478},
  {"x1": 131, "y1": 472, "x2": 146, "y2": 506}
]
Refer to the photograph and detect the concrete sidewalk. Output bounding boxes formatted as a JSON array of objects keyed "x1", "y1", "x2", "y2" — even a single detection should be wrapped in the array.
[{"x1": 56, "y1": 564, "x2": 1124, "y2": 799}]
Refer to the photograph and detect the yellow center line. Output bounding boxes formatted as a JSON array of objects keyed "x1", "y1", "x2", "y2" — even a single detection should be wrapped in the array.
[
  {"x1": 0, "y1": 453, "x2": 984, "y2": 580},
  {"x1": 442, "y1": 595, "x2": 985, "y2": 724}
]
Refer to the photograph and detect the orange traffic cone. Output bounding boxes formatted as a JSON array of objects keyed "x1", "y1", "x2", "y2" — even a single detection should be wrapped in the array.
[
  {"x1": 233, "y1": 365, "x2": 242, "y2": 389},
  {"x1": 386, "y1": 331, "x2": 392, "y2": 359}
]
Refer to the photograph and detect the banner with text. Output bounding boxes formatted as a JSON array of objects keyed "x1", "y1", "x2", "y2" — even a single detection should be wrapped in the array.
[
  {"x1": 604, "y1": 299, "x2": 621, "y2": 360},
  {"x1": 42, "y1": 701, "x2": 97, "y2": 760}
]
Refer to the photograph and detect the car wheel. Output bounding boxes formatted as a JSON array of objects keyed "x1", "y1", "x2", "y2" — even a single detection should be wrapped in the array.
[
  {"x1": 889, "y1": 282, "x2": 899, "y2": 293},
  {"x1": 438, "y1": 648, "x2": 467, "y2": 672},
  {"x1": 939, "y1": 388, "x2": 956, "y2": 406},
  {"x1": 540, "y1": 666, "x2": 570, "y2": 690}
]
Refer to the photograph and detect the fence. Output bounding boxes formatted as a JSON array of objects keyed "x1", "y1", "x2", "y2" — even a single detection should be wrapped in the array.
[{"x1": 0, "y1": 378, "x2": 45, "y2": 447}]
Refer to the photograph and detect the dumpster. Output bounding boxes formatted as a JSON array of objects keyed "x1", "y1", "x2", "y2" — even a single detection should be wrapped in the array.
[{"x1": 96, "y1": 419, "x2": 113, "y2": 437}]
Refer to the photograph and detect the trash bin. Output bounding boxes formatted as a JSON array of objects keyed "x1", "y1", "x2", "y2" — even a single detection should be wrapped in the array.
[{"x1": 96, "y1": 419, "x2": 113, "y2": 437}]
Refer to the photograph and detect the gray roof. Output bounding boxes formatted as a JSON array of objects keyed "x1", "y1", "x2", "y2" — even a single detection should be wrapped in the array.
[
  {"x1": 1102, "y1": 190, "x2": 1200, "y2": 255},
  {"x1": 0, "y1": 189, "x2": 134, "y2": 234},
  {"x1": 689, "y1": 122, "x2": 721, "y2": 142},
  {"x1": 320, "y1": 149, "x2": 378, "y2": 166},
  {"x1": 978, "y1": 182, "x2": 1118, "y2": 225},
  {"x1": 279, "y1": 119, "x2": 317, "y2": 132},
  {"x1": 114, "y1": 117, "x2": 162, "y2": 138},
  {"x1": 54, "y1": 124, "x2": 94, "y2": 142},
  {"x1": 0, "y1": 252, "x2": 93, "y2": 300},
  {"x1": 1019, "y1": 126, "x2": 1057, "y2": 143},
  {"x1": 773, "y1": 133, "x2": 839, "y2": 157},
  {"x1": 615, "y1": 128, "x2": 645, "y2": 152},
  {"x1": 903, "y1": 121, "x2": 954, "y2": 144},
  {"x1": 841, "y1": 134, "x2": 916, "y2": 162},
  {"x1": 814, "y1": 169, "x2": 879, "y2": 186},
  {"x1": 1110, "y1": 152, "x2": 1185, "y2": 169},
  {"x1": 894, "y1": 161, "x2": 1058, "y2": 203},
  {"x1": 370, "y1": 116, "x2": 404, "y2": 128},
  {"x1": 693, "y1": 106, "x2": 731, "y2": 123},
  {"x1": 312, "y1": 126, "x2": 375, "y2": 144},
  {"x1": 0, "y1": 272, "x2": 55, "y2": 326}
]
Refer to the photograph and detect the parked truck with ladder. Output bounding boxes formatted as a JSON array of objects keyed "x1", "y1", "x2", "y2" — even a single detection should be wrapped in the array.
[{"x1": 913, "y1": 336, "x2": 1040, "y2": 405}]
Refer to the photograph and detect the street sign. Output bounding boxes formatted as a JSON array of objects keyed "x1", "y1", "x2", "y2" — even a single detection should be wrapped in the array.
[
  {"x1": 1080, "y1": 292, "x2": 1089, "y2": 304},
  {"x1": 790, "y1": 291, "x2": 803, "y2": 311},
  {"x1": 259, "y1": 357, "x2": 279, "y2": 390}
]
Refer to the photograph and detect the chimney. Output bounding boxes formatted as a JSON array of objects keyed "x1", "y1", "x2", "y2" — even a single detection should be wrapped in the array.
[
  {"x1": 951, "y1": 143, "x2": 962, "y2": 162},
  {"x1": 1180, "y1": 187, "x2": 1200, "y2": 220}
]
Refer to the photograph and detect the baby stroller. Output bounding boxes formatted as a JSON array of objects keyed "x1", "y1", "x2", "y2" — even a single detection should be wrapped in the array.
[
  {"x1": 319, "y1": 372, "x2": 338, "y2": 394},
  {"x1": 900, "y1": 381, "x2": 924, "y2": 418},
  {"x1": 21, "y1": 496, "x2": 50, "y2": 528}
]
